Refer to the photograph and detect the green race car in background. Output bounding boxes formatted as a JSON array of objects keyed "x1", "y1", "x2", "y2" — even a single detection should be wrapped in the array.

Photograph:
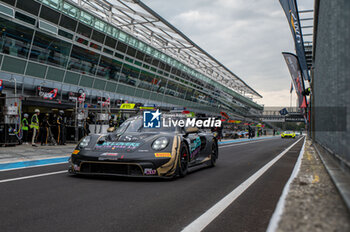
[{"x1": 281, "y1": 131, "x2": 296, "y2": 139}]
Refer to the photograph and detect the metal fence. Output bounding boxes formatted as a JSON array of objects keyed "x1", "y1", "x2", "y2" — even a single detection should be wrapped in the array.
[{"x1": 312, "y1": 0, "x2": 350, "y2": 167}]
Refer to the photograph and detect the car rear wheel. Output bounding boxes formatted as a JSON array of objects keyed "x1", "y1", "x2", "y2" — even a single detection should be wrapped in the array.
[
  {"x1": 177, "y1": 144, "x2": 189, "y2": 177},
  {"x1": 209, "y1": 142, "x2": 218, "y2": 167}
]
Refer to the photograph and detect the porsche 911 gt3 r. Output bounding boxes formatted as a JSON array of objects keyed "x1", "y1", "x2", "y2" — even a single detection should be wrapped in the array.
[{"x1": 69, "y1": 116, "x2": 218, "y2": 178}]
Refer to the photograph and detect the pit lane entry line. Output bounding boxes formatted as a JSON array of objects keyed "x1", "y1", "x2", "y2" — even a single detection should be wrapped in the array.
[
  {"x1": 0, "y1": 170, "x2": 67, "y2": 184},
  {"x1": 181, "y1": 136, "x2": 304, "y2": 232}
]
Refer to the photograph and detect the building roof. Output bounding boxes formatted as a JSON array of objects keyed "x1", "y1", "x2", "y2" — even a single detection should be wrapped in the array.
[{"x1": 68, "y1": 0, "x2": 262, "y2": 99}]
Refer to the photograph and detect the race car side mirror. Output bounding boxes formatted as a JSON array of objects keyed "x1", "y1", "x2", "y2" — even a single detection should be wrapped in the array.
[{"x1": 185, "y1": 127, "x2": 199, "y2": 135}]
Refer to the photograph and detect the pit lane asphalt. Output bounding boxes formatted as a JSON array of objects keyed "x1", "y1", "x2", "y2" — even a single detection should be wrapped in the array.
[{"x1": 0, "y1": 136, "x2": 304, "y2": 232}]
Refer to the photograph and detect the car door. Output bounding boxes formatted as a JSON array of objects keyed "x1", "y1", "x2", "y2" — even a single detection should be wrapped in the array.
[{"x1": 187, "y1": 130, "x2": 201, "y2": 162}]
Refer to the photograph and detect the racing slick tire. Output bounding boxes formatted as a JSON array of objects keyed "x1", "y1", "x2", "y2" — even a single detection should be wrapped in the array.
[
  {"x1": 208, "y1": 141, "x2": 218, "y2": 167},
  {"x1": 177, "y1": 143, "x2": 189, "y2": 178}
]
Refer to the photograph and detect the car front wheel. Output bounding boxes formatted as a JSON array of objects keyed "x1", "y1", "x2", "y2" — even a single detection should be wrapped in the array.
[
  {"x1": 209, "y1": 142, "x2": 218, "y2": 167},
  {"x1": 177, "y1": 144, "x2": 189, "y2": 177}
]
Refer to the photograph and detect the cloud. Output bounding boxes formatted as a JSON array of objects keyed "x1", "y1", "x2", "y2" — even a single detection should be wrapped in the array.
[
  {"x1": 141, "y1": 0, "x2": 314, "y2": 106},
  {"x1": 255, "y1": 89, "x2": 298, "y2": 107}
]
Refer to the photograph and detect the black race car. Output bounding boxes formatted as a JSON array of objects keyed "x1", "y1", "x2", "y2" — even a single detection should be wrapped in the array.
[{"x1": 69, "y1": 115, "x2": 218, "y2": 178}]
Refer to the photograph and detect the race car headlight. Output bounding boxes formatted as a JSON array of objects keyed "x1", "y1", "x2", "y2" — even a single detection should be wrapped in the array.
[
  {"x1": 79, "y1": 136, "x2": 91, "y2": 148},
  {"x1": 152, "y1": 137, "x2": 169, "y2": 151}
]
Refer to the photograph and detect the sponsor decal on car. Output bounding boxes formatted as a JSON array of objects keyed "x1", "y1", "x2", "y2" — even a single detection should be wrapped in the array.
[
  {"x1": 96, "y1": 142, "x2": 141, "y2": 149},
  {"x1": 190, "y1": 137, "x2": 201, "y2": 151},
  {"x1": 98, "y1": 153, "x2": 120, "y2": 161},
  {"x1": 191, "y1": 147, "x2": 201, "y2": 158},
  {"x1": 72, "y1": 150, "x2": 80, "y2": 155},
  {"x1": 101, "y1": 153, "x2": 119, "y2": 156},
  {"x1": 154, "y1": 153, "x2": 172, "y2": 158},
  {"x1": 144, "y1": 168, "x2": 157, "y2": 175}
]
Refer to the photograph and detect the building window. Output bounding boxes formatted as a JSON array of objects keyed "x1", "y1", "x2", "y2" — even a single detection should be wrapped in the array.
[
  {"x1": 96, "y1": 55, "x2": 121, "y2": 81},
  {"x1": 138, "y1": 70, "x2": 155, "y2": 91},
  {"x1": 120, "y1": 64, "x2": 138, "y2": 86},
  {"x1": 40, "y1": 5, "x2": 60, "y2": 24},
  {"x1": 42, "y1": 0, "x2": 60, "y2": 9},
  {"x1": 0, "y1": 18, "x2": 33, "y2": 58},
  {"x1": 58, "y1": 29, "x2": 73, "y2": 40},
  {"x1": 114, "y1": 52, "x2": 124, "y2": 60},
  {"x1": 30, "y1": 31, "x2": 71, "y2": 68},
  {"x1": 91, "y1": 30, "x2": 105, "y2": 44},
  {"x1": 106, "y1": 26, "x2": 118, "y2": 37},
  {"x1": 159, "y1": 61, "x2": 166, "y2": 71},
  {"x1": 2, "y1": 0, "x2": 15, "y2": 6},
  {"x1": 104, "y1": 36, "x2": 116, "y2": 49},
  {"x1": 166, "y1": 80, "x2": 179, "y2": 97},
  {"x1": 125, "y1": 56, "x2": 133, "y2": 63},
  {"x1": 151, "y1": 58, "x2": 159, "y2": 67},
  {"x1": 103, "y1": 48, "x2": 113, "y2": 55},
  {"x1": 76, "y1": 23, "x2": 91, "y2": 38},
  {"x1": 126, "y1": 46, "x2": 136, "y2": 57},
  {"x1": 38, "y1": 20, "x2": 58, "y2": 34},
  {"x1": 94, "y1": 19, "x2": 106, "y2": 32},
  {"x1": 76, "y1": 37, "x2": 88, "y2": 46},
  {"x1": 144, "y1": 54, "x2": 153, "y2": 65},
  {"x1": 136, "y1": 50, "x2": 145, "y2": 61},
  {"x1": 165, "y1": 63, "x2": 171, "y2": 72},
  {"x1": 59, "y1": 14, "x2": 77, "y2": 32},
  {"x1": 16, "y1": 0, "x2": 40, "y2": 16},
  {"x1": 68, "y1": 45, "x2": 100, "y2": 76},
  {"x1": 62, "y1": 1, "x2": 79, "y2": 18},
  {"x1": 89, "y1": 42, "x2": 101, "y2": 51},
  {"x1": 116, "y1": 41, "x2": 127, "y2": 53},
  {"x1": 0, "y1": 4, "x2": 14, "y2": 17},
  {"x1": 15, "y1": 12, "x2": 36, "y2": 25},
  {"x1": 80, "y1": 11, "x2": 93, "y2": 25}
]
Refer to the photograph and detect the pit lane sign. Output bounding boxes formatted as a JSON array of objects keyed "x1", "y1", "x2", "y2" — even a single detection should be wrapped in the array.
[
  {"x1": 120, "y1": 103, "x2": 135, "y2": 109},
  {"x1": 37, "y1": 86, "x2": 58, "y2": 100}
]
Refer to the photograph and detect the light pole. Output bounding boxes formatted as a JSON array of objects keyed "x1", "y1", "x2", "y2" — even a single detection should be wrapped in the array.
[
  {"x1": 9, "y1": 76, "x2": 17, "y2": 100},
  {"x1": 99, "y1": 90, "x2": 103, "y2": 133}
]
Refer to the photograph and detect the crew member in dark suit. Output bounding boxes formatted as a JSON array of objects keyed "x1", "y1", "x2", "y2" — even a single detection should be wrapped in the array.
[
  {"x1": 41, "y1": 113, "x2": 50, "y2": 146},
  {"x1": 57, "y1": 110, "x2": 66, "y2": 145}
]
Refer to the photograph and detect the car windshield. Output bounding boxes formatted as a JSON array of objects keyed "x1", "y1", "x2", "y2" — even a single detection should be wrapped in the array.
[
  {"x1": 115, "y1": 117, "x2": 177, "y2": 134},
  {"x1": 285, "y1": 131, "x2": 293, "y2": 134}
]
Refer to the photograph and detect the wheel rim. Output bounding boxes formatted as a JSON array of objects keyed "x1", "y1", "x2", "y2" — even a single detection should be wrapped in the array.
[{"x1": 180, "y1": 147, "x2": 188, "y2": 172}]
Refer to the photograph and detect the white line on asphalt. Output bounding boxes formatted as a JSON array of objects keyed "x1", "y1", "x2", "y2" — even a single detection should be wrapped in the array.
[
  {"x1": 219, "y1": 137, "x2": 278, "y2": 148},
  {"x1": 181, "y1": 136, "x2": 304, "y2": 232},
  {"x1": 0, "y1": 170, "x2": 67, "y2": 184},
  {"x1": 0, "y1": 162, "x2": 68, "y2": 172}
]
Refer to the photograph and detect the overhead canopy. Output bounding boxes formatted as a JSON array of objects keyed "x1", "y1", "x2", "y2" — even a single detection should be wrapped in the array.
[{"x1": 68, "y1": 0, "x2": 262, "y2": 99}]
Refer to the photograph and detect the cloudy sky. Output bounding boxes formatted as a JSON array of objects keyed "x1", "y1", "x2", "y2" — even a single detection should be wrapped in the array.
[{"x1": 142, "y1": 0, "x2": 314, "y2": 107}]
